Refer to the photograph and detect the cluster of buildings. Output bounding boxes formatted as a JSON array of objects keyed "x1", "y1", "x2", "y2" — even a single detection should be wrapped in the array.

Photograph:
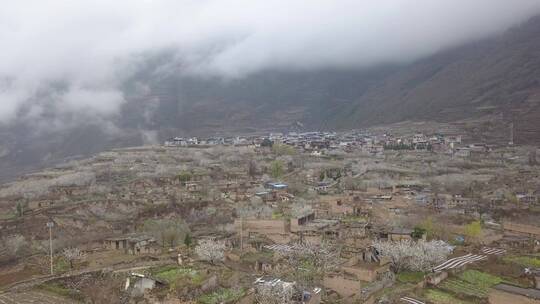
[
  {"x1": 227, "y1": 186, "x2": 422, "y2": 302},
  {"x1": 226, "y1": 182, "x2": 540, "y2": 303},
  {"x1": 164, "y1": 130, "x2": 496, "y2": 158}
]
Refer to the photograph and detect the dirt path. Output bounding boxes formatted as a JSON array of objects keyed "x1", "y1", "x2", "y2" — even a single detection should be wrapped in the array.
[
  {"x1": 1, "y1": 259, "x2": 171, "y2": 293},
  {"x1": 0, "y1": 290, "x2": 77, "y2": 304}
]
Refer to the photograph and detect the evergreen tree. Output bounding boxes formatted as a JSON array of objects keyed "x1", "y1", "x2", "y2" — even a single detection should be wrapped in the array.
[{"x1": 184, "y1": 233, "x2": 193, "y2": 248}]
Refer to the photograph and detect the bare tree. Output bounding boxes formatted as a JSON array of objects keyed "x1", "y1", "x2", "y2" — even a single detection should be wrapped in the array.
[
  {"x1": 248, "y1": 160, "x2": 258, "y2": 178},
  {"x1": 236, "y1": 198, "x2": 272, "y2": 219},
  {"x1": 1, "y1": 235, "x2": 29, "y2": 260},
  {"x1": 142, "y1": 218, "x2": 189, "y2": 248},
  {"x1": 0, "y1": 170, "x2": 96, "y2": 199},
  {"x1": 277, "y1": 241, "x2": 341, "y2": 289},
  {"x1": 52, "y1": 171, "x2": 96, "y2": 186},
  {"x1": 255, "y1": 281, "x2": 295, "y2": 304},
  {"x1": 62, "y1": 247, "x2": 86, "y2": 269},
  {"x1": 290, "y1": 202, "x2": 313, "y2": 218}
]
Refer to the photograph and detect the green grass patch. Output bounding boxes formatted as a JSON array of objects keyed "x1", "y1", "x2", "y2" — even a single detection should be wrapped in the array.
[
  {"x1": 271, "y1": 211, "x2": 285, "y2": 219},
  {"x1": 54, "y1": 257, "x2": 70, "y2": 273},
  {"x1": 241, "y1": 251, "x2": 273, "y2": 264},
  {"x1": 503, "y1": 256, "x2": 540, "y2": 268},
  {"x1": 397, "y1": 271, "x2": 425, "y2": 284},
  {"x1": 0, "y1": 212, "x2": 15, "y2": 220},
  {"x1": 500, "y1": 276, "x2": 531, "y2": 288},
  {"x1": 38, "y1": 282, "x2": 85, "y2": 301},
  {"x1": 375, "y1": 281, "x2": 415, "y2": 299},
  {"x1": 439, "y1": 278, "x2": 488, "y2": 298},
  {"x1": 459, "y1": 270, "x2": 502, "y2": 289},
  {"x1": 341, "y1": 215, "x2": 368, "y2": 223},
  {"x1": 153, "y1": 266, "x2": 205, "y2": 286},
  {"x1": 439, "y1": 270, "x2": 502, "y2": 299},
  {"x1": 424, "y1": 289, "x2": 470, "y2": 304},
  {"x1": 198, "y1": 288, "x2": 245, "y2": 304}
]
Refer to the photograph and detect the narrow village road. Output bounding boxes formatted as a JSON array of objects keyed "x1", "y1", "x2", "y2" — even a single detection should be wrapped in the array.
[{"x1": 1, "y1": 259, "x2": 171, "y2": 293}]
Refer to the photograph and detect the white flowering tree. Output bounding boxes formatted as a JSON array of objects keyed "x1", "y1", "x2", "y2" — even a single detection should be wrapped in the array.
[
  {"x1": 255, "y1": 281, "x2": 295, "y2": 304},
  {"x1": 278, "y1": 241, "x2": 341, "y2": 288},
  {"x1": 372, "y1": 239, "x2": 451, "y2": 272},
  {"x1": 195, "y1": 239, "x2": 226, "y2": 264},
  {"x1": 0, "y1": 170, "x2": 96, "y2": 200}
]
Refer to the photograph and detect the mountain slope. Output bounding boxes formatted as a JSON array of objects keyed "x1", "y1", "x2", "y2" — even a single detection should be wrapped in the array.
[
  {"x1": 1, "y1": 16, "x2": 540, "y2": 181},
  {"x1": 328, "y1": 16, "x2": 540, "y2": 141}
]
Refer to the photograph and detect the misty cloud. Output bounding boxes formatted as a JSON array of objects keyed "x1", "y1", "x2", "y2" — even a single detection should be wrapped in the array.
[
  {"x1": 1, "y1": 0, "x2": 540, "y2": 124},
  {"x1": 61, "y1": 88, "x2": 124, "y2": 116}
]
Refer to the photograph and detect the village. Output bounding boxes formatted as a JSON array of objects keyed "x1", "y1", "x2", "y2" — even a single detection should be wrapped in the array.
[
  {"x1": 165, "y1": 130, "x2": 469, "y2": 157},
  {"x1": 0, "y1": 125, "x2": 539, "y2": 304}
]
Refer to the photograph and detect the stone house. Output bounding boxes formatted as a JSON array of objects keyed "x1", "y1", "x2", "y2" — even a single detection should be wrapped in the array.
[
  {"x1": 28, "y1": 196, "x2": 57, "y2": 210},
  {"x1": 517, "y1": 193, "x2": 539, "y2": 205},
  {"x1": 235, "y1": 218, "x2": 292, "y2": 244},
  {"x1": 315, "y1": 181, "x2": 333, "y2": 195},
  {"x1": 454, "y1": 147, "x2": 471, "y2": 157},
  {"x1": 496, "y1": 235, "x2": 537, "y2": 250},
  {"x1": 339, "y1": 222, "x2": 368, "y2": 247},
  {"x1": 448, "y1": 194, "x2": 472, "y2": 208},
  {"x1": 426, "y1": 271, "x2": 448, "y2": 286},
  {"x1": 255, "y1": 191, "x2": 278, "y2": 202},
  {"x1": 323, "y1": 273, "x2": 361, "y2": 301},
  {"x1": 104, "y1": 234, "x2": 159, "y2": 255},
  {"x1": 186, "y1": 182, "x2": 200, "y2": 192},
  {"x1": 240, "y1": 250, "x2": 282, "y2": 274},
  {"x1": 132, "y1": 179, "x2": 157, "y2": 192},
  {"x1": 340, "y1": 256, "x2": 390, "y2": 283},
  {"x1": 264, "y1": 182, "x2": 289, "y2": 193},
  {"x1": 252, "y1": 277, "x2": 322, "y2": 304},
  {"x1": 290, "y1": 212, "x2": 316, "y2": 232},
  {"x1": 318, "y1": 195, "x2": 354, "y2": 216},
  {"x1": 49, "y1": 185, "x2": 88, "y2": 200},
  {"x1": 387, "y1": 228, "x2": 413, "y2": 241},
  {"x1": 503, "y1": 221, "x2": 540, "y2": 239},
  {"x1": 126, "y1": 273, "x2": 167, "y2": 297},
  {"x1": 290, "y1": 212, "x2": 340, "y2": 244}
]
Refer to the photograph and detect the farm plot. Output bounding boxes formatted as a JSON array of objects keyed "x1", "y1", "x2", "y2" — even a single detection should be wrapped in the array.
[
  {"x1": 439, "y1": 278, "x2": 488, "y2": 298},
  {"x1": 439, "y1": 270, "x2": 502, "y2": 299},
  {"x1": 423, "y1": 289, "x2": 471, "y2": 304}
]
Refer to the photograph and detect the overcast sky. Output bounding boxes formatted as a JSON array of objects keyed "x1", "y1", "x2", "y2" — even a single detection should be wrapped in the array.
[{"x1": 1, "y1": 0, "x2": 540, "y2": 125}]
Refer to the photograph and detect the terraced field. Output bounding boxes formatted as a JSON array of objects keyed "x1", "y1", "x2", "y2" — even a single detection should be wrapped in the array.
[
  {"x1": 503, "y1": 255, "x2": 540, "y2": 268},
  {"x1": 439, "y1": 278, "x2": 488, "y2": 298},
  {"x1": 0, "y1": 290, "x2": 77, "y2": 304},
  {"x1": 424, "y1": 289, "x2": 470, "y2": 304},
  {"x1": 438, "y1": 270, "x2": 502, "y2": 299}
]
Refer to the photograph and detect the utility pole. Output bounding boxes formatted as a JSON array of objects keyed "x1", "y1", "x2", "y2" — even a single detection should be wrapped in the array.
[
  {"x1": 509, "y1": 122, "x2": 514, "y2": 146},
  {"x1": 240, "y1": 217, "x2": 243, "y2": 251},
  {"x1": 46, "y1": 221, "x2": 54, "y2": 275}
]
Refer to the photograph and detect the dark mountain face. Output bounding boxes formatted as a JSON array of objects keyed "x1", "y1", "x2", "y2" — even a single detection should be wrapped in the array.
[
  {"x1": 133, "y1": 67, "x2": 398, "y2": 136},
  {"x1": 331, "y1": 16, "x2": 540, "y2": 136},
  {"x1": 1, "y1": 16, "x2": 540, "y2": 181}
]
